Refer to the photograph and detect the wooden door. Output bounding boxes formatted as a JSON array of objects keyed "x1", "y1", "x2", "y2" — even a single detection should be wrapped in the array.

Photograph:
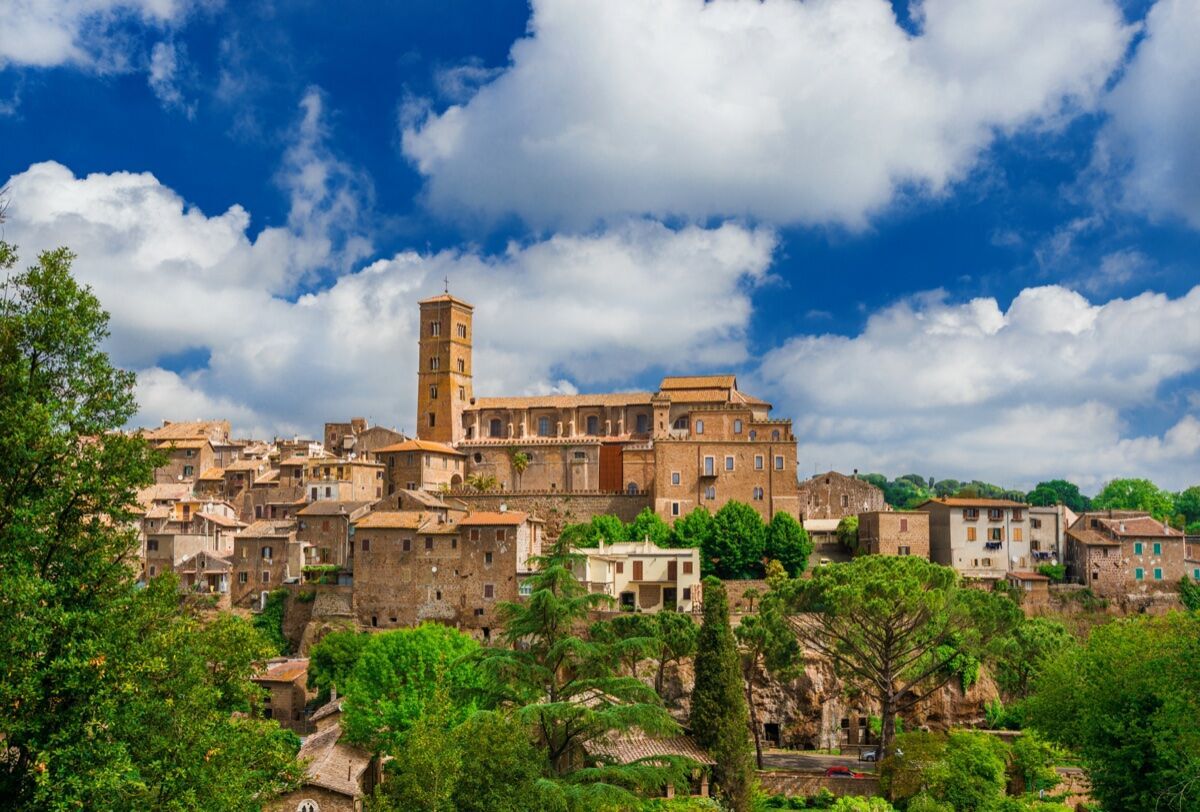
[
  {"x1": 599, "y1": 443, "x2": 623, "y2": 492},
  {"x1": 667, "y1": 560, "x2": 677, "y2": 581},
  {"x1": 632, "y1": 560, "x2": 643, "y2": 581}
]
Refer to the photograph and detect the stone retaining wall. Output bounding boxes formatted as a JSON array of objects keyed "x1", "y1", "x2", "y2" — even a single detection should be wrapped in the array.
[
  {"x1": 757, "y1": 770, "x2": 882, "y2": 798},
  {"x1": 443, "y1": 492, "x2": 651, "y2": 537}
]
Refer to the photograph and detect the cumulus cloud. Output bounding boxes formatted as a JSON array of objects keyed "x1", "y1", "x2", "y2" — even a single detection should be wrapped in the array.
[
  {"x1": 147, "y1": 40, "x2": 194, "y2": 116},
  {"x1": 0, "y1": 0, "x2": 208, "y2": 72},
  {"x1": 402, "y1": 0, "x2": 1132, "y2": 229},
  {"x1": 755, "y1": 284, "x2": 1200, "y2": 490},
  {"x1": 1095, "y1": 0, "x2": 1200, "y2": 229},
  {"x1": 2, "y1": 157, "x2": 773, "y2": 438}
]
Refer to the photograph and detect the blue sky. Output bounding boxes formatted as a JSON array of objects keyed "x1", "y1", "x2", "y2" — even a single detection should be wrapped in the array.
[{"x1": 2, "y1": 0, "x2": 1198, "y2": 491}]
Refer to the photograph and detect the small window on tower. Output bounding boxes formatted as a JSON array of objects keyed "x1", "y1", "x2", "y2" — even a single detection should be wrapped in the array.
[
  {"x1": 430, "y1": 357, "x2": 440, "y2": 370},
  {"x1": 429, "y1": 412, "x2": 436, "y2": 428},
  {"x1": 456, "y1": 323, "x2": 467, "y2": 338},
  {"x1": 458, "y1": 386, "x2": 465, "y2": 401},
  {"x1": 430, "y1": 385, "x2": 438, "y2": 399},
  {"x1": 457, "y1": 358, "x2": 465, "y2": 372},
  {"x1": 430, "y1": 321, "x2": 440, "y2": 336}
]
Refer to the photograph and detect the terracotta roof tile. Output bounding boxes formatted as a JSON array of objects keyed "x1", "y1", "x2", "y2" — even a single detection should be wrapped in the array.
[
  {"x1": 297, "y1": 500, "x2": 374, "y2": 517},
  {"x1": 254, "y1": 658, "x2": 308, "y2": 684},
  {"x1": 586, "y1": 731, "x2": 714, "y2": 766},
  {"x1": 470, "y1": 392, "x2": 654, "y2": 410},
  {"x1": 197, "y1": 467, "x2": 225, "y2": 481},
  {"x1": 658, "y1": 375, "x2": 736, "y2": 390},
  {"x1": 353, "y1": 511, "x2": 428, "y2": 530},
  {"x1": 237, "y1": 520, "x2": 295, "y2": 537},
  {"x1": 459, "y1": 511, "x2": 530, "y2": 526},
  {"x1": 921, "y1": 498, "x2": 1027, "y2": 508},
  {"x1": 298, "y1": 723, "x2": 373, "y2": 797},
  {"x1": 375, "y1": 439, "x2": 465, "y2": 456}
]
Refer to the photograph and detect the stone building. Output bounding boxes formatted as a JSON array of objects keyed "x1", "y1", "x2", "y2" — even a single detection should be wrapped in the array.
[
  {"x1": 252, "y1": 658, "x2": 313, "y2": 735},
  {"x1": 351, "y1": 509, "x2": 542, "y2": 639},
  {"x1": 1065, "y1": 511, "x2": 1187, "y2": 596},
  {"x1": 303, "y1": 459, "x2": 386, "y2": 503},
  {"x1": 297, "y1": 500, "x2": 373, "y2": 570},
  {"x1": 324, "y1": 418, "x2": 406, "y2": 462},
  {"x1": 232, "y1": 520, "x2": 298, "y2": 608},
  {"x1": 412, "y1": 291, "x2": 802, "y2": 524},
  {"x1": 1028, "y1": 504, "x2": 1075, "y2": 565},
  {"x1": 797, "y1": 471, "x2": 886, "y2": 521},
  {"x1": 919, "y1": 498, "x2": 1033, "y2": 582},
  {"x1": 376, "y1": 439, "x2": 466, "y2": 494},
  {"x1": 142, "y1": 420, "x2": 230, "y2": 484},
  {"x1": 267, "y1": 699, "x2": 379, "y2": 812},
  {"x1": 572, "y1": 539, "x2": 701, "y2": 612},
  {"x1": 856, "y1": 511, "x2": 930, "y2": 558}
]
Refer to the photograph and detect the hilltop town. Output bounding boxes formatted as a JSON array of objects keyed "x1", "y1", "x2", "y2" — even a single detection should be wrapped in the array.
[{"x1": 127, "y1": 290, "x2": 1200, "y2": 810}]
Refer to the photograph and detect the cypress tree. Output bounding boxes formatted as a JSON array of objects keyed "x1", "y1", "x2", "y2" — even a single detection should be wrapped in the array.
[{"x1": 690, "y1": 577, "x2": 755, "y2": 810}]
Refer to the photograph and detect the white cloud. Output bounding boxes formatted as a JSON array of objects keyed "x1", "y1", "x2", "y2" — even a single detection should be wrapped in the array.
[
  {"x1": 2, "y1": 156, "x2": 773, "y2": 439},
  {"x1": 147, "y1": 40, "x2": 194, "y2": 116},
  {"x1": 755, "y1": 283, "x2": 1200, "y2": 490},
  {"x1": 0, "y1": 1, "x2": 208, "y2": 72},
  {"x1": 402, "y1": 0, "x2": 1132, "y2": 229},
  {"x1": 1096, "y1": 0, "x2": 1200, "y2": 229}
]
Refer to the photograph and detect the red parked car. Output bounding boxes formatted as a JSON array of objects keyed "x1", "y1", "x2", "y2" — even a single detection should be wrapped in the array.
[{"x1": 824, "y1": 766, "x2": 868, "y2": 779}]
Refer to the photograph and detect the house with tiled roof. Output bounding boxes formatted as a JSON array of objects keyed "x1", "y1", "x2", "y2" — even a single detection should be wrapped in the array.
[
  {"x1": 918, "y1": 497, "x2": 1034, "y2": 582},
  {"x1": 584, "y1": 729, "x2": 714, "y2": 799},
  {"x1": 252, "y1": 658, "x2": 313, "y2": 735},
  {"x1": 1065, "y1": 510, "x2": 1187, "y2": 596},
  {"x1": 232, "y1": 520, "x2": 298, "y2": 608},
  {"x1": 265, "y1": 698, "x2": 379, "y2": 812}
]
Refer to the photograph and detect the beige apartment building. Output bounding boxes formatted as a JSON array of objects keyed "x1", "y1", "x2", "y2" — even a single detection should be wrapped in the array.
[
  {"x1": 376, "y1": 439, "x2": 466, "y2": 494},
  {"x1": 572, "y1": 539, "x2": 702, "y2": 612},
  {"x1": 919, "y1": 498, "x2": 1032, "y2": 581},
  {"x1": 304, "y1": 458, "x2": 386, "y2": 503},
  {"x1": 412, "y1": 292, "x2": 801, "y2": 524},
  {"x1": 1028, "y1": 504, "x2": 1076, "y2": 564},
  {"x1": 856, "y1": 510, "x2": 930, "y2": 557}
]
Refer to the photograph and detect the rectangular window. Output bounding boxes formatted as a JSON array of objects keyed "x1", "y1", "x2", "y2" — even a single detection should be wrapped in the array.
[
  {"x1": 1193, "y1": 568, "x2": 1200, "y2": 580},
  {"x1": 898, "y1": 546, "x2": 911, "y2": 556},
  {"x1": 261, "y1": 571, "x2": 270, "y2": 583},
  {"x1": 238, "y1": 572, "x2": 247, "y2": 584},
  {"x1": 1153, "y1": 542, "x2": 1162, "y2": 555},
  {"x1": 1031, "y1": 518, "x2": 1042, "y2": 529},
  {"x1": 616, "y1": 561, "x2": 624, "y2": 574},
  {"x1": 899, "y1": 518, "x2": 908, "y2": 532},
  {"x1": 755, "y1": 455, "x2": 764, "y2": 470},
  {"x1": 470, "y1": 528, "x2": 480, "y2": 541},
  {"x1": 1012, "y1": 509, "x2": 1023, "y2": 521},
  {"x1": 734, "y1": 419, "x2": 743, "y2": 434},
  {"x1": 484, "y1": 584, "x2": 495, "y2": 599},
  {"x1": 705, "y1": 486, "x2": 716, "y2": 500},
  {"x1": 183, "y1": 465, "x2": 194, "y2": 477},
  {"x1": 402, "y1": 538, "x2": 411, "y2": 551},
  {"x1": 1013, "y1": 528, "x2": 1023, "y2": 542},
  {"x1": 704, "y1": 457, "x2": 715, "y2": 476},
  {"x1": 695, "y1": 419, "x2": 704, "y2": 435},
  {"x1": 725, "y1": 456, "x2": 734, "y2": 471},
  {"x1": 1135, "y1": 542, "x2": 1143, "y2": 555},
  {"x1": 538, "y1": 417, "x2": 551, "y2": 437},
  {"x1": 989, "y1": 528, "x2": 1004, "y2": 542},
  {"x1": 966, "y1": 527, "x2": 977, "y2": 542},
  {"x1": 774, "y1": 456, "x2": 784, "y2": 470},
  {"x1": 147, "y1": 539, "x2": 159, "y2": 552},
  {"x1": 519, "y1": 581, "x2": 532, "y2": 597},
  {"x1": 671, "y1": 502, "x2": 680, "y2": 517},
  {"x1": 361, "y1": 539, "x2": 370, "y2": 553},
  {"x1": 457, "y1": 358, "x2": 465, "y2": 372},
  {"x1": 1135, "y1": 568, "x2": 1144, "y2": 580},
  {"x1": 636, "y1": 414, "x2": 648, "y2": 434},
  {"x1": 963, "y1": 509, "x2": 979, "y2": 521},
  {"x1": 633, "y1": 561, "x2": 643, "y2": 580},
  {"x1": 485, "y1": 552, "x2": 493, "y2": 565},
  {"x1": 671, "y1": 472, "x2": 681, "y2": 486},
  {"x1": 425, "y1": 537, "x2": 434, "y2": 550},
  {"x1": 1154, "y1": 568, "x2": 1163, "y2": 580},
  {"x1": 428, "y1": 412, "x2": 436, "y2": 427},
  {"x1": 682, "y1": 587, "x2": 692, "y2": 600},
  {"x1": 683, "y1": 561, "x2": 693, "y2": 575}
]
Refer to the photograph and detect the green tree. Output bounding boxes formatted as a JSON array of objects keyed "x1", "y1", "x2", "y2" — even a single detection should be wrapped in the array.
[
  {"x1": 508, "y1": 448, "x2": 531, "y2": 490},
  {"x1": 472, "y1": 539, "x2": 686, "y2": 803},
  {"x1": 704, "y1": 501, "x2": 766, "y2": 579},
  {"x1": 0, "y1": 243, "x2": 301, "y2": 808},
  {"x1": 764, "y1": 511, "x2": 812, "y2": 576},
  {"x1": 835, "y1": 515, "x2": 859, "y2": 553},
  {"x1": 629, "y1": 506, "x2": 674, "y2": 546},
  {"x1": 1008, "y1": 731, "x2": 1063, "y2": 797},
  {"x1": 882, "y1": 730, "x2": 1007, "y2": 812},
  {"x1": 561, "y1": 513, "x2": 630, "y2": 548},
  {"x1": 372, "y1": 688, "x2": 462, "y2": 812},
  {"x1": 734, "y1": 589, "x2": 802, "y2": 768},
  {"x1": 451, "y1": 711, "x2": 551, "y2": 812},
  {"x1": 993, "y1": 617, "x2": 1075, "y2": 699},
  {"x1": 650, "y1": 610, "x2": 699, "y2": 695},
  {"x1": 1174, "y1": 485, "x2": 1200, "y2": 525},
  {"x1": 1180, "y1": 575, "x2": 1200, "y2": 611},
  {"x1": 1092, "y1": 477, "x2": 1175, "y2": 521},
  {"x1": 1026, "y1": 612, "x2": 1200, "y2": 811},
  {"x1": 690, "y1": 578, "x2": 755, "y2": 810},
  {"x1": 589, "y1": 612, "x2": 658, "y2": 677},
  {"x1": 342, "y1": 623, "x2": 482, "y2": 753},
  {"x1": 308, "y1": 628, "x2": 370, "y2": 701},
  {"x1": 1025, "y1": 480, "x2": 1091, "y2": 512},
  {"x1": 252, "y1": 587, "x2": 290, "y2": 654},
  {"x1": 778, "y1": 557, "x2": 1020, "y2": 757},
  {"x1": 671, "y1": 505, "x2": 714, "y2": 549}
]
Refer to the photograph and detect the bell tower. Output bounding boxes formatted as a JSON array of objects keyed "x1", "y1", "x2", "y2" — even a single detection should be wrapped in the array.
[{"x1": 416, "y1": 292, "x2": 473, "y2": 443}]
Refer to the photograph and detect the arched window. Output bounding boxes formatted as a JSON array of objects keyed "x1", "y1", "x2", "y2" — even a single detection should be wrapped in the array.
[
  {"x1": 297, "y1": 800, "x2": 320, "y2": 812},
  {"x1": 673, "y1": 416, "x2": 689, "y2": 430},
  {"x1": 627, "y1": 482, "x2": 639, "y2": 495},
  {"x1": 489, "y1": 418, "x2": 503, "y2": 438},
  {"x1": 771, "y1": 429, "x2": 781, "y2": 440}
]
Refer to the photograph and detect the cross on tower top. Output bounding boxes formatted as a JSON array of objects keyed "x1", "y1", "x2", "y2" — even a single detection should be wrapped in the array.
[{"x1": 443, "y1": 276, "x2": 449, "y2": 294}]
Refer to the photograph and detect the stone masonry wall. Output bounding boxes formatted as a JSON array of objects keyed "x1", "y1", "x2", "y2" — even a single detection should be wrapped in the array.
[
  {"x1": 444, "y1": 492, "x2": 651, "y2": 538},
  {"x1": 757, "y1": 771, "x2": 882, "y2": 799}
]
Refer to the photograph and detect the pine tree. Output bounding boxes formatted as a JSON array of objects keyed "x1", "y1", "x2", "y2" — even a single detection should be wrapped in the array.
[{"x1": 690, "y1": 577, "x2": 755, "y2": 810}]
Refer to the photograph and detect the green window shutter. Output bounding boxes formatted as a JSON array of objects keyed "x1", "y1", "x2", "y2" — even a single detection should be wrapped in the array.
[
  {"x1": 1134, "y1": 542, "x2": 1143, "y2": 555},
  {"x1": 1194, "y1": 568, "x2": 1200, "y2": 580},
  {"x1": 1154, "y1": 568, "x2": 1163, "y2": 580},
  {"x1": 1135, "y1": 568, "x2": 1144, "y2": 580},
  {"x1": 1153, "y1": 542, "x2": 1161, "y2": 555}
]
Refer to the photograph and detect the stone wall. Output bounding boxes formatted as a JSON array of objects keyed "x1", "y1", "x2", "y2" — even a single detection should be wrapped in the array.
[
  {"x1": 283, "y1": 584, "x2": 356, "y2": 655},
  {"x1": 722, "y1": 579, "x2": 770, "y2": 614},
  {"x1": 444, "y1": 492, "x2": 651, "y2": 538},
  {"x1": 267, "y1": 785, "x2": 357, "y2": 812},
  {"x1": 757, "y1": 770, "x2": 882, "y2": 799}
]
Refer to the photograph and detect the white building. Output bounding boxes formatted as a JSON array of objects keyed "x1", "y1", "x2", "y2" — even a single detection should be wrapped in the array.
[{"x1": 572, "y1": 539, "x2": 701, "y2": 613}]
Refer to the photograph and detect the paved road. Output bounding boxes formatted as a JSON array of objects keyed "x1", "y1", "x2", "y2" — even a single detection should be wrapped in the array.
[{"x1": 761, "y1": 749, "x2": 877, "y2": 774}]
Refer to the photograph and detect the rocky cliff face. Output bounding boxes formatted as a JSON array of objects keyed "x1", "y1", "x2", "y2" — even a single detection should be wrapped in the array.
[{"x1": 660, "y1": 653, "x2": 1000, "y2": 749}]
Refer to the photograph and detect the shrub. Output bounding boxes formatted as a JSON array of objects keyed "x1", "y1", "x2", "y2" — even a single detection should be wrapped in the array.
[{"x1": 1036, "y1": 564, "x2": 1065, "y2": 583}]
